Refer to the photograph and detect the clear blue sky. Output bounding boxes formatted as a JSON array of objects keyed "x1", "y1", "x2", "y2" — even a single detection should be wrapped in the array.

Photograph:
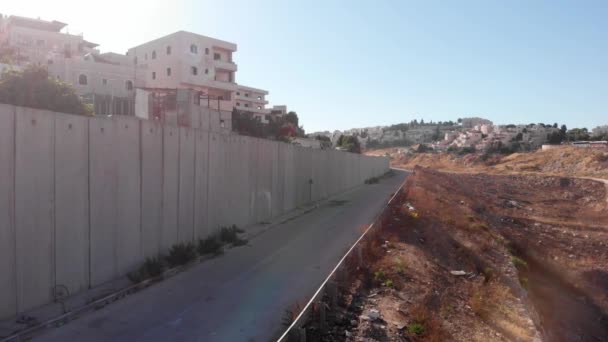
[{"x1": 4, "y1": 0, "x2": 607, "y2": 132}]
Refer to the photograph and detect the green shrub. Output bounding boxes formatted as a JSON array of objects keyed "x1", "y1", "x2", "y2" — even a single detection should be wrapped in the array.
[
  {"x1": 365, "y1": 176, "x2": 380, "y2": 184},
  {"x1": 374, "y1": 270, "x2": 386, "y2": 282},
  {"x1": 383, "y1": 279, "x2": 394, "y2": 288},
  {"x1": 166, "y1": 242, "x2": 197, "y2": 267},
  {"x1": 482, "y1": 267, "x2": 495, "y2": 283},
  {"x1": 143, "y1": 257, "x2": 164, "y2": 277},
  {"x1": 198, "y1": 235, "x2": 223, "y2": 256},
  {"x1": 127, "y1": 257, "x2": 164, "y2": 284},
  {"x1": 511, "y1": 256, "x2": 528, "y2": 270},
  {"x1": 219, "y1": 225, "x2": 248, "y2": 245},
  {"x1": 408, "y1": 322, "x2": 426, "y2": 335}
]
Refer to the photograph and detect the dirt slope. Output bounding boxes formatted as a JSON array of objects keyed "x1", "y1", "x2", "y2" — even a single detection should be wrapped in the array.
[
  {"x1": 333, "y1": 167, "x2": 607, "y2": 341},
  {"x1": 373, "y1": 146, "x2": 608, "y2": 180}
]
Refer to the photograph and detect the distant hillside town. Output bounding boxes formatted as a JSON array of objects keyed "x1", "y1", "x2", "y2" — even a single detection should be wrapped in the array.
[{"x1": 310, "y1": 117, "x2": 608, "y2": 152}]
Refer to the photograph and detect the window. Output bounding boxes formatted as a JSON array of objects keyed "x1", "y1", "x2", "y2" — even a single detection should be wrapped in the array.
[
  {"x1": 214, "y1": 52, "x2": 221, "y2": 60},
  {"x1": 236, "y1": 102, "x2": 240, "y2": 106},
  {"x1": 191, "y1": 66, "x2": 198, "y2": 75},
  {"x1": 245, "y1": 93, "x2": 249, "y2": 97},
  {"x1": 126, "y1": 80, "x2": 133, "y2": 90},
  {"x1": 244, "y1": 103, "x2": 249, "y2": 108},
  {"x1": 78, "y1": 74, "x2": 87, "y2": 85},
  {"x1": 257, "y1": 106, "x2": 262, "y2": 110},
  {"x1": 166, "y1": 46, "x2": 171, "y2": 55},
  {"x1": 134, "y1": 57, "x2": 138, "y2": 64},
  {"x1": 152, "y1": 72, "x2": 156, "y2": 80},
  {"x1": 190, "y1": 44, "x2": 198, "y2": 54},
  {"x1": 236, "y1": 92, "x2": 240, "y2": 95},
  {"x1": 102, "y1": 78, "x2": 108, "y2": 85},
  {"x1": 152, "y1": 50, "x2": 157, "y2": 59},
  {"x1": 265, "y1": 115, "x2": 270, "y2": 121},
  {"x1": 220, "y1": 119, "x2": 225, "y2": 128},
  {"x1": 204, "y1": 68, "x2": 209, "y2": 74},
  {"x1": 167, "y1": 67, "x2": 171, "y2": 76},
  {"x1": 205, "y1": 47, "x2": 209, "y2": 55},
  {"x1": 47, "y1": 59, "x2": 53, "y2": 65},
  {"x1": 257, "y1": 96, "x2": 262, "y2": 100}
]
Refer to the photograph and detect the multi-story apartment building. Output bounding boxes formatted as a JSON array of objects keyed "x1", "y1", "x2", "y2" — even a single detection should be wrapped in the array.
[
  {"x1": 0, "y1": 15, "x2": 142, "y2": 115},
  {"x1": 234, "y1": 84, "x2": 270, "y2": 122},
  {"x1": 0, "y1": 15, "x2": 98, "y2": 65},
  {"x1": 1, "y1": 15, "x2": 285, "y2": 129},
  {"x1": 126, "y1": 31, "x2": 238, "y2": 111}
]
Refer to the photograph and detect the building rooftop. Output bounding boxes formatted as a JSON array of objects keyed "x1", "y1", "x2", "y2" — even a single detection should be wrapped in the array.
[{"x1": 6, "y1": 15, "x2": 67, "y2": 32}]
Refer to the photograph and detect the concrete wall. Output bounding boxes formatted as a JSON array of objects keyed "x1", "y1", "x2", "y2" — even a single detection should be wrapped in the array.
[{"x1": 0, "y1": 104, "x2": 389, "y2": 319}]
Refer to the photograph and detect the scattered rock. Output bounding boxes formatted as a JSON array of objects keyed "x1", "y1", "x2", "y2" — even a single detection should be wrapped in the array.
[
  {"x1": 450, "y1": 270, "x2": 467, "y2": 276},
  {"x1": 345, "y1": 330, "x2": 352, "y2": 337},
  {"x1": 368, "y1": 309, "x2": 380, "y2": 320}
]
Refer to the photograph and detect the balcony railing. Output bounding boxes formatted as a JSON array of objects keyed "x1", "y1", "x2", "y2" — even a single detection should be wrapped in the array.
[{"x1": 214, "y1": 60, "x2": 237, "y2": 72}]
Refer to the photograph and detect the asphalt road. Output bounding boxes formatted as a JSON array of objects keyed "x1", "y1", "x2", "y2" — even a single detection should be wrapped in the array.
[{"x1": 38, "y1": 170, "x2": 408, "y2": 342}]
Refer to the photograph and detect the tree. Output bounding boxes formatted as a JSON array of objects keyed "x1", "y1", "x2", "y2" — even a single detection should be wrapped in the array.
[
  {"x1": 560, "y1": 124, "x2": 567, "y2": 136},
  {"x1": 315, "y1": 135, "x2": 332, "y2": 149},
  {"x1": 553, "y1": 123, "x2": 558, "y2": 128},
  {"x1": 514, "y1": 132, "x2": 523, "y2": 141},
  {"x1": 546, "y1": 131, "x2": 563, "y2": 144},
  {"x1": 336, "y1": 135, "x2": 361, "y2": 153},
  {"x1": 567, "y1": 128, "x2": 590, "y2": 142},
  {"x1": 0, "y1": 65, "x2": 93, "y2": 115},
  {"x1": 284, "y1": 111, "x2": 299, "y2": 126}
]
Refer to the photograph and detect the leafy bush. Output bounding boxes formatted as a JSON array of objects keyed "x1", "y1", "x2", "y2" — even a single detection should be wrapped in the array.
[
  {"x1": 0, "y1": 65, "x2": 93, "y2": 115},
  {"x1": 219, "y1": 225, "x2": 248, "y2": 245},
  {"x1": 408, "y1": 322, "x2": 426, "y2": 335},
  {"x1": 166, "y1": 242, "x2": 197, "y2": 267},
  {"x1": 373, "y1": 270, "x2": 386, "y2": 282},
  {"x1": 198, "y1": 235, "x2": 223, "y2": 256},
  {"x1": 482, "y1": 267, "x2": 495, "y2": 283},
  {"x1": 511, "y1": 256, "x2": 528, "y2": 270},
  {"x1": 127, "y1": 257, "x2": 164, "y2": 284},
  {"x1": 365, "y1": 176, "x2": 380, "y2": 184}
]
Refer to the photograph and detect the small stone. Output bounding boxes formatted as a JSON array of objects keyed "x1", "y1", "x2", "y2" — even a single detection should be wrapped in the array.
[
  {"x1": 368, "y1": 309, "x2": 380, "y2": 320},
  {"x1": 345, "y1": 330, "x2": 352, "y2": 337},
  {"x1": 350, "y1": 319, "x2": 357, "y2": 326},
  {"x1": 450, "y1": 270, "x2": 467, "y2": 276}
]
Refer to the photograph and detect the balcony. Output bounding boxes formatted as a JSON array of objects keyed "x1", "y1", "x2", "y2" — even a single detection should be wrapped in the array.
[
  {"x1": 214, "y1": 60, "x2": 237, "y2": 72},
  {"x1": 235, "y1": 93, "x2": 268, "y2": 105},
  {"x1": 183, "y1": 78, "x2": 238, "y2": 92},
  {"x1": 234, "y1": 102, "x2": 270, "y2": 114}
]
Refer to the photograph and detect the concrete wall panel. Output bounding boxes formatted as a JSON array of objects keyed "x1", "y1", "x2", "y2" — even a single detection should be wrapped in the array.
[
  {"x1": 141, "y1": 120, "x2": 163, "y2": 257},
  {"x1": 89, "y1": 117, "x2": 117, "y2": 286},
  {"x1": 15, "y1": 108, "x2": 55, "y2": 311},
  {"x1": 54, "y1": 113, "x2": 89, "y2": 295},
  {"x1": 178, "y1": 127, "x2": 195, "y2": 243},
  {"x1": 207, "y1": 132, "x2": 224, "y2": 232},
  {"x1": 270, "y1": 141, "x2": 281, "y2": 218},
  {"x1": 0, "y1": 105, "x2": 16, "y2": 319},
  {"x1": 114, "y1": 118, "x2": 141, "y2": 276},
  {"x1": 279, "y1": 143, "x2": 296, "y2": 214},
  {"x1": 162, "y1": 126, "x2": 179, "y2": 250},
  {"x1": 255, "y1": 139, "x2": 273, "y2": 222},
  {"x1": 194, "y1": 130, "x2": 209, "y2": 239},
  {"x1": 247, "y1": 137, "x2": 259, "y2": 223}
]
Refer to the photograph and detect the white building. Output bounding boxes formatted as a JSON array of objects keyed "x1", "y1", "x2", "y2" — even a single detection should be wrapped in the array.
[
  {"x1": 0, "y1": 15, "x2": 141, "y2": 115},
  {"x1": 234, "y1": 84, "x2": 270, "y2": 122},
  {"x1": 126, "y1": 30, "x2": 238, "y2": 112}
]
